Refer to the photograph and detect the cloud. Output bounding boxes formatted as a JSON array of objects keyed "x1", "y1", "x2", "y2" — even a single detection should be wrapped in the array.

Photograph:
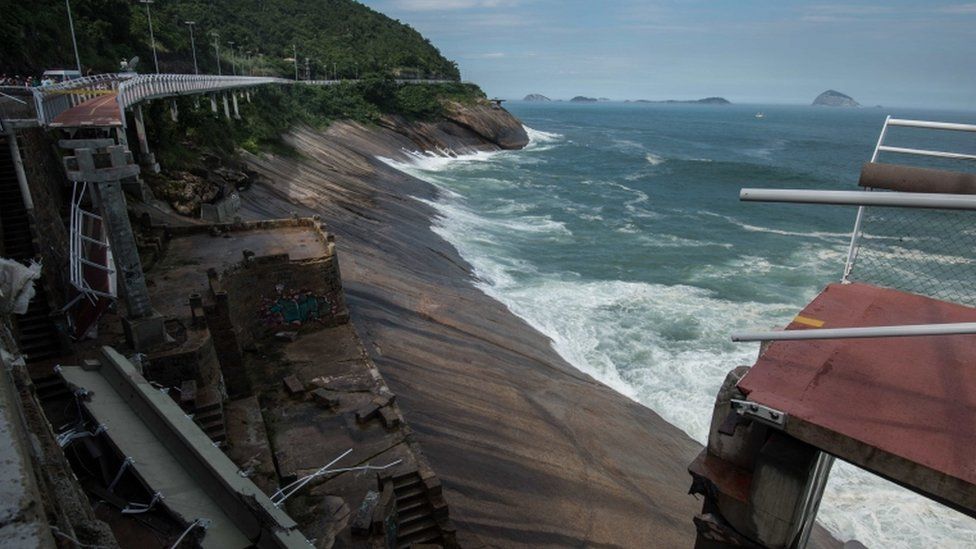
[
  {"x1": 939, "y1": 3, "x2": 976, "y2": 14},
  {"x1": 391, "y1": 0, "x2": 519, "y2": 10}
]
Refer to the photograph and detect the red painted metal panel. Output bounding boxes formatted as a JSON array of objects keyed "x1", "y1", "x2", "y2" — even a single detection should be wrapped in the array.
[{"x1": 739, "y1": 282, "x2": 976, "y2": 488}]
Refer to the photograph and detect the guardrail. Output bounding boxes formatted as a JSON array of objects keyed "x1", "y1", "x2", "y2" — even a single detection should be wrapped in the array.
[
  {"x1": 16, "y1": 74, "x2": 464, "y2": 127},
  {"x1": 0, "y1": 86, "x2": 38, "y2": 128},
  {"x1": 116, "y1": 74, "x2": 285, "y2": 109},
  {"x1": 740, "y1": 116, "x2": 976, "y2": 308},
  {"x1": 34, "y1": 74, "x2": 130, "y2": 127}
]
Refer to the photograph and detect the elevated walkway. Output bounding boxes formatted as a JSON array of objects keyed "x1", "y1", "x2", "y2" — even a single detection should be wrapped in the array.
[{"x1": 49, "y1": 93, "x2": 122, "y2": 127}]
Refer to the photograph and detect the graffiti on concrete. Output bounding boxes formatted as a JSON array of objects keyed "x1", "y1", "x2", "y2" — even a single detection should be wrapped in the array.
[{"x1": 260, "y1": 284, "x2": 338, "y2": 326}]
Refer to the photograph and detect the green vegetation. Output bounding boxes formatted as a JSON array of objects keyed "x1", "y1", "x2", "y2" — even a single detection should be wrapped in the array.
[
  {"x1": 1, "y1": 0, "x2": 459, "y2": 80},
  {"x1": 144, "y1": 79, "x2": 486, "y2": 166}
]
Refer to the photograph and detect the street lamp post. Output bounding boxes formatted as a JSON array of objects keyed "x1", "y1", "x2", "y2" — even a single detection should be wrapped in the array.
[
  {"x1": 210, "y1": 32, "x2": 221, "y2": 75},
  {"x1": 185, "y1": 21, "x2": 198, "y2": 74},
  {"x1": 139, "y1": 0, "x2": 159, "y2": 73},
  {"x1": 293, "y1": 45, "x2": 299, "y2": 81},
  {"x1": 64, "y1": 0, "x2": 82, "y2": 74}
]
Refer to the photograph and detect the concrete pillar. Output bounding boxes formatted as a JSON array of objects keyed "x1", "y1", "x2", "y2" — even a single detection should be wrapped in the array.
[
  {"x1": 231, "y1": 92, "x2": 241, "y2": 120},
  {"x1": 132, "y1": 104, "x2": 159, "y2": 173},
  {"x1": 204, "y1": 291, "x2": 251, "y2": 398},
  {"x1": 222, "y1": 94, "x2": 231, "y2": 120},
  {"x1": 170, "y1": 99, "x2": 179, "y2": 122},
  {"x1": 689, "y1": 367, "x2": 834, "y2": 549},
  {"x1": 210, "y1": 94, "x2": 218, "y2": 113},
  {"x1": 94, "y1": 179, "x2": 166, "y2": 349},
  {"x1": 4, "y1": 130, "x2": 33, "y2": 211},
  {"x1": 246, "y1": 90, "x2": 252, "y2": 103},
  {"x1": 115, "y1": 126, "x2": 129, "y2": 149}
]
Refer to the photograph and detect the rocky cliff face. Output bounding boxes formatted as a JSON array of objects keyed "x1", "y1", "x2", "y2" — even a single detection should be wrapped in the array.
[
  {"x1": 375, "y1": 101, "x2": 528, "y2": 152},
  {"x1": 813, "y1": 89, "x2": 860, "y2": 107}
]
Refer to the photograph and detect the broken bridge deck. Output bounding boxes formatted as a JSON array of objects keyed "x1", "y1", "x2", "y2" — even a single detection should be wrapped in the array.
[{"x1": 738, "y1": 282, "x2": 976, "y2": 518}]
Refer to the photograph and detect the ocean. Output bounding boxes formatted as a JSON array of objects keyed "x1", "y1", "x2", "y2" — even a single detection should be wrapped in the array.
[{"x1": 381, "y1": 101, "x2": 976, "y2": 548}]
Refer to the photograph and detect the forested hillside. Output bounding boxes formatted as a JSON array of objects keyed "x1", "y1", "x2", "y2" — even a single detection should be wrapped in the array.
[{"x1": 0, "y1": 0, "x2": 459, "y2": 80}]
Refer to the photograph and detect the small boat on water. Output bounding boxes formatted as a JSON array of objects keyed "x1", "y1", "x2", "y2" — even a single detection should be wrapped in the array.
[{"x1": 755, "y1": 112, "x2": 765, "y2": 119}]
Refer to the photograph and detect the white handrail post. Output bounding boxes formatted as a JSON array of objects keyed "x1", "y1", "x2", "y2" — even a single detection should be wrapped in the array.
[{"x1": 842, "y1": 115, "x2": 890, "y2": 283}]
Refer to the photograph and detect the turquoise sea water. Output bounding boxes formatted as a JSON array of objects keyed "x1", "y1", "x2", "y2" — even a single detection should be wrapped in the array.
[{"x1": 382, "y1": 102, "x2": 976, "y2": 548}]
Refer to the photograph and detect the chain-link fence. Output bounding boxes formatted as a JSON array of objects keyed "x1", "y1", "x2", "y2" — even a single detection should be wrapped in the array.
[{"x1": 848, "y1": 203, "x2": 976, "y2": 306}]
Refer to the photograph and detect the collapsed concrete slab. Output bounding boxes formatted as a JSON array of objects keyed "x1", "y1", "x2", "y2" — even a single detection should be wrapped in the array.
[{"x1": 57, "y1": 346, "x2": 311, "y2": 549}]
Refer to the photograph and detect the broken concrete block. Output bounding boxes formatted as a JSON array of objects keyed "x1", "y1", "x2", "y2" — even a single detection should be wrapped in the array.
[
  {"x1": 282, "y1": 375, "x2": 305, "y2": 396},
  {"x1": 275, "y1": 331, "x2": 299, "y2": 342},
  {"x1": 180, "y1": 379, "x2": 197, "y2": 410},
  {"x1": 379, "y1": 407, "x2": 401, "y2": 429},
  {"x1": 372, "y1": 481, "x2": 396, "y2": 536},
  {"x1": 355, "y1": 402, "x2": 381, "y2": 424},
  {"x1": 352, "y1": 490, "x2": 379, "y2": 537},
  {"x1": 311, "y1": 388, "x2": 340, "y2": 409},
  {"x1": 82, "y1": 359, "x2": 101, "y2": 371}
]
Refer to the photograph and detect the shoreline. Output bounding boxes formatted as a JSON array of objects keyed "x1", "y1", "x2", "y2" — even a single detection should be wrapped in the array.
[{"x1": 236, "y1": 109, "x2": 842, "y2": 547}]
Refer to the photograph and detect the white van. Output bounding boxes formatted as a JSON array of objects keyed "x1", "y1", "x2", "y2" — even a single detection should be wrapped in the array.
[{"x1": 41, "y1": 69, "x2": 82, "y2": 84}]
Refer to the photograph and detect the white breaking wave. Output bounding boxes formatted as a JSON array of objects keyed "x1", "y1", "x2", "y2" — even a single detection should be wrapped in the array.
[
  {"x1": 378, "y1": 144, "x2": 976, "y2": 549},
  {"x1": 524, "y1": 125, "x2": 564, "y2": 151},
  {"x1": 645, "y1": 152, "x2": 666, "y2": 165},
  {"x1": 380, "y1": 148, "x2": 502, "y2": 173}
]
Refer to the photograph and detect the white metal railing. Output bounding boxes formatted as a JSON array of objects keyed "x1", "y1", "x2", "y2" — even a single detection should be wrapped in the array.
[
  {"x1": 842, "y1": 115, "x2": 976, "y2": 281},
  {"x1": 739, "y1": 189, "x2": 976, "y2": 210},
  {"x1": 69, "y1": 182, "x2": 116, "y2": 302},
  {"x1": 34, "y1": 74, "x2": 131, "y2": 126},
  {"x1": 20, "y1": 73, "x2": 464, "y2": 126},
  {"x1": 116, "y1": 74, "x2": 285, "y2": 110},
  {"x1": 732, "y1": 322, "x2": 976, "y2": 342}
]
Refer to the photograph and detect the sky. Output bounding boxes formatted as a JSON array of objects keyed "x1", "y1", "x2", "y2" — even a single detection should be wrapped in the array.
[{"x1": 362, "y1": 1, "x2": 976, "y2": 109}]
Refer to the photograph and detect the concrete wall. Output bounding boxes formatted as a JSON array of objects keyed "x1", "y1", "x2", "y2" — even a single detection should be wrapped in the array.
[
  {"x1": 18, "y1": 128, "x2": 70, "y2": 309},
  {"x1": 212, "y1": 253, "x2": 347, "y2": 349}
]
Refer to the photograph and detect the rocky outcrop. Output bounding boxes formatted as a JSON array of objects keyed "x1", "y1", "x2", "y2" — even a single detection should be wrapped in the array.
[
  {"x1": 570, "y1": 96, "x2": 598, "y2": 103},
  {"x1": 441, "y1": 101, "x2": 529, "y2": 149},
  {"x1": 813, "y1": 90, "x2": 860, "y2": 107},
  {"x1": 522, "y1": 93, "x2": 550, "y2": 101},
  {"x1": 376, "y1": 102, "x2": 528, "y2": 151}
]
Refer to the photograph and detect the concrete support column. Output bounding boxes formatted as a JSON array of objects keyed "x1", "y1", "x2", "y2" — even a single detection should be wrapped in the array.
[
  {"x1": 210, "y1": 94, "x2": 218, "y2": 113},
  {"x1": 132, "y1": 104, "x2": 159, "y2": 173},
  {"x1": 231, "y1": 92, "x2": 241, "y2": 120},
  {"x1": 688, "y1": 367, "x2": 834, "y2": 549},
  {"x1": 204, "y1": 291, "x2": 251, "y2": 398},
  {"x1": 170, "y1": 99, "x2": 179, "y2": 122},
  {"x1": 222, "y1": 94, "x2": 231, "y2": 120},
  {"x1": 4, "y1": 130, "x2": 33, "y2": 211},
  {"x1": 94, "y1": 179, "x2": 166, "y2": 349},
  {"x1": 246, "y1": 90, "x2": 252, "y2": 103}
]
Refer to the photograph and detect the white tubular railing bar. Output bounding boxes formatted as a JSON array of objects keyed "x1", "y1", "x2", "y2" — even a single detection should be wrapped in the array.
[
  {"x1": 842, "y1": 115, "x2": 890, "y2": 281},
  {"x1": 876, "y1": 145, "x2": 976, "y2": 162},
  {"x1": 740, "y1": 189, "x2": 976, "y2": 211},
  {"x1": 0, "y1": 91, "x2": 27, "y2": 105},
  {"x1": 886, "y1": 118, "x2": 976, "y2": 132},
  {"x1": 731, "y1": 322, "x2": 976, "y2": 342}
]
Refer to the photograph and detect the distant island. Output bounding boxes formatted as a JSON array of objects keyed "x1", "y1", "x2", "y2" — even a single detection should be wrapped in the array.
[
  {"x1": 570, "y1": 96, "x2": 599, "y2": 103},
  {"x1": 523, "y1": 94, "x2": 551, "y2": 102},
  {"x1": 812, "y1": 90, "x2": 860, "y2": 107},
  {"x1": 630, "y1": 97, "x2": 731, "y2": 105}
]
